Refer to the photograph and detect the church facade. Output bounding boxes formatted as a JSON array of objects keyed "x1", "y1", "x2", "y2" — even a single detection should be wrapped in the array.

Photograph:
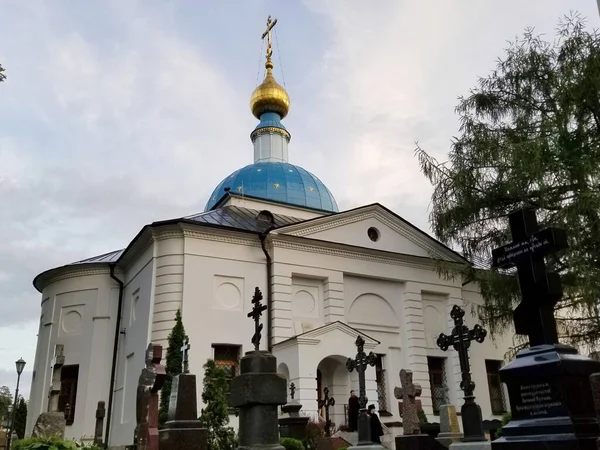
[{"x1": 26, "y1": 19, "x2": 513, "y2": 447}]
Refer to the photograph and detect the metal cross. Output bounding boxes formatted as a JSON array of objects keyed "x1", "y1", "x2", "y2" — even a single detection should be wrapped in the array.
[
  {"x1": 317, "y1": 386, "x2": 336, "y2": 437},
  {"x1": 180, "y1": 335, "x2": 190, "y2": 374},
  {"x1": 491, "y1": 207, "x2": 568, "y2": 346},
  {"x1": 247, "y1": 287, "x2": 267, "y2": 351},
  {"x1": 261, "y1": 15, "x2": 278, "y2": 62},
  {"x1": 437, "y1": 305, "x2": 487, "y2": 441},
  {"x1": 289, "y1": 382, "x2": 296, "y2": 400},
  {"x1": 346, "y1": 335, "x2": 377, "y2": 445}
]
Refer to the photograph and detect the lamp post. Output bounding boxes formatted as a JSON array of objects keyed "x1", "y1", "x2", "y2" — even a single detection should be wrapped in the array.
[{"x1": 7, "y1": 358, "x2": 26, "y2": 450}]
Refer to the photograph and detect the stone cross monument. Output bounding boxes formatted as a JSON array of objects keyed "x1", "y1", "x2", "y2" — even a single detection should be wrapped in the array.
[
  {"x1": 393, "y1": 369, "x2": 422, "y2": 435},
  {"x1": 135, "y1": 344, "x2": 166, "y2": 450}
]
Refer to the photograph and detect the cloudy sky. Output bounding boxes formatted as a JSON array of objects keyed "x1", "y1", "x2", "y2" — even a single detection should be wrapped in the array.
[{"x1": 1, "y1": 1, "x2": 599, "y2": 399}]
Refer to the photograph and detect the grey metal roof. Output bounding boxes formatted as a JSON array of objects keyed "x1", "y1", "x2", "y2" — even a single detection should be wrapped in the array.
[
  {"x1": 183, "y1": 205, "x2": 305, "y2": 232},
  {"x1": 71, "y1": 249, "x2": 124, "y2": 265}
]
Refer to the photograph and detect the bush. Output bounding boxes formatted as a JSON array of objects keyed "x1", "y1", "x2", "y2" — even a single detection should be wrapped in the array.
[
  {"x1": 280, "y1": 437, "x2": 305, "y2": 450},
  {"x1": 304, "y1": 420, "x2": 325, "y2": 450},
  {"x1": 495, "y1": 411, "x2": 512, "y2": 438},
  {"x1": 12, "y1": 437, "x2": 103, "y2": 450}
]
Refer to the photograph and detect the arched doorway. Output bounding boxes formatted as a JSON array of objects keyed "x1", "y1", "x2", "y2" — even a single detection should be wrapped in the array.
[{"x1": 316, "y1": 355, "x2": 350, "y2": 431}]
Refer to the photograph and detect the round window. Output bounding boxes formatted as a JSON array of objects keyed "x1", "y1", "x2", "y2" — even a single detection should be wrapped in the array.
[{"x1": 367, "y1": 227, "x2": 380, "y2": 242}]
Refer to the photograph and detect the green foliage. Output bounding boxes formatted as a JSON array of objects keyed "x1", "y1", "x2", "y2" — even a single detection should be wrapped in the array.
[
  {"x1": 280, "y1": 437, "x2": 305, "y2": 450},
  {"x1": 12, "y1": 437, "x2": 103, "y2": 450},
  {"x1": 417, "y1": 409, "x2": 428, "y2": 424},
  {"x1": 14, "y1": 396, "x2": 27, "y2": 439},
  {"x1": 159, "y1": 309, "x2": 186, "y2": 427},
  {"x1": 0, "y1": 385, "x2": 12, "y2": 425},
  {"x1": 303, "y1": 420, "x2": 325, "y2": 450},
  {"x1": 199, "y1": 359, "x2": 237, "y2": 450},
  {"x1": 495, "y1": 411, "x2": 512, "y2": 437},
  {"x1": 416, "y1": 13, "x2": 600, "y2": 352}
]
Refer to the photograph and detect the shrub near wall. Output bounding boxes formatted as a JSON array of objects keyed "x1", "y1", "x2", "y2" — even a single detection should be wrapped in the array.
[{"x1": 13, "y1": 437, "x2": 103, "y2": 450}]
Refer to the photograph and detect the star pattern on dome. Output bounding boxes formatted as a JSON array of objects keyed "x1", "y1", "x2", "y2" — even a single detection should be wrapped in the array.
[
  {"x1": 273, "y1": 183, "x2": 280, "y2": 189},
  {"x1": 257, "y1": 168, "x2": 262, "y2": 172},
  {"x1": 237, "y1": 186, "x2": 243, "y2": 192},
  {"x1": 308, "y1": 186, "x2": 314, "y2": 192}
]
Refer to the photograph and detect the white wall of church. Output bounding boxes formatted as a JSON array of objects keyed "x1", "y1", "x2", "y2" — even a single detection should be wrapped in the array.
[
  {"x1": 109, "y1": 246, "x2": 154, "y2": 446},
  {"x1": 26, "y1": 271, "x2": 119, "y2": 442}
]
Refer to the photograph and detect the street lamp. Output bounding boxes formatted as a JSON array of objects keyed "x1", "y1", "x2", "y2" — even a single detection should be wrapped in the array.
[{"x1": 7, "y1": 358, "x2": 25, "y2": 450}]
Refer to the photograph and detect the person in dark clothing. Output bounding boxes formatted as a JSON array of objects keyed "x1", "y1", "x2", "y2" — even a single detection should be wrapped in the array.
[
  {"x1": 368, "y1": 404, "x2": 384, "y2": 444},
  {"x1": 347, "y1": 390, "x2": 359, "y2": 432}
]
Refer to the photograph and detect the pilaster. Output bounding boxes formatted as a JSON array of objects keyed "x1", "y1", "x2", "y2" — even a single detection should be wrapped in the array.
[
  {"x1": 272, "y1": 272, "x2": 293, "y2": 345},
  {"x1": 324, "y1": 274, "x2": 345, "y2": 323}
]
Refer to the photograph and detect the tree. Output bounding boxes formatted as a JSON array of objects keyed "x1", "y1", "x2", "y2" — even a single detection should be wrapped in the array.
[
  {"x1": 416, "y1": 13, "x2": 600, "y2": 351},
  {"x1": 0, "y1": 386, "x2": 12, "y2": 424},
  {"x1": 199, "y1": 359, "x2": 237, "y2": 450},
  {"x1": 159, "y1": 309, "x2": 186, "y2": 427},
  {"x1": 13, "y1": 397, "x2": 27, "y2": 439},
  {"x1": 0, "y1": 63, "x2": 5, "y2": 82}
]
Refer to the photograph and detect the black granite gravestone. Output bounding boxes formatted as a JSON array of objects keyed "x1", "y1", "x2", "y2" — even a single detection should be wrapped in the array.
[
  {"x1": 437, "y1": 305, "x2": 487, "y2": 442},
  {"x1": 490, "y1": 208, "x2": 600, "y2": 450},
  {"x1": 279, "y1": 382, "x2": 310, "y2": 441},
  {"x1": 94, "y1": 401, "x2": 105, "y2": 447}
]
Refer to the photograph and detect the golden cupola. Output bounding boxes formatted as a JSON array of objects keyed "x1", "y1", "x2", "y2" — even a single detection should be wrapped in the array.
[{"x1": 250, "y1": 16, "x2": 290, "y2": 119}]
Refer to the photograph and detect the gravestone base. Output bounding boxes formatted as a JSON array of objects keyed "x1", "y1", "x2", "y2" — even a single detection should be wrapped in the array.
[
  {"x1": 492, "y1": 344, "x2": 600, "y2": 450},
  {"x1": 436, "y1": 432, "x2": 463, "y2": 448},
  {"x1": 395, "y1": 434, "x2": 446, "y2": 450},
  {"x1": 347, "y1": 444, "x2": 385, "y2": 450},
  {"x1": 449, "y1": 442, "x2": 491, "y2": 450}
]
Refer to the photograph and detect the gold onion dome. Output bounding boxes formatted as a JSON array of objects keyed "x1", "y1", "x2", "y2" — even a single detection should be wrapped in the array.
[{"x1": 250, "y1": 60, "x2": 290, "y2": 120}]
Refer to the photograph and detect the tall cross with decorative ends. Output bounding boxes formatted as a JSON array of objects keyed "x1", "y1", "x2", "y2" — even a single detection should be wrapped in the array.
[
  {"x1": 491, "y1": 207, "x2": 568, "y2": 347},
  {"x1": 261, "y1": 15, "x2": 278, "y2": 64},
  {"x1": 317, "y1": 386, "x2": 336, "y2": 437},
  {"x1": 393, "y1": 369, "x2": 422, "y2": 435},
  {"x1": 289, "y1": 382, "x2": 296, "y2": 400},
  {"x1": 180, "y1": 335, "x2": 190, "y2": 374},
  {"x1": 247, "y1": 287, "x2": 267, "y2": 351},
  {"x1": 347, "y1": 335, "x2": 377, "y2": 446},
  {"x1": 437, "y1": 305, "x2": 487, "y2": 442}
]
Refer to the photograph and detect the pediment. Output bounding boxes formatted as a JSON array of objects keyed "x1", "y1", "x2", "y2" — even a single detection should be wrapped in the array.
[
  {"x1": 273, "y1": 204, "x2": 466, "y2": 263},
  {"x1": 276, "y1": 321, "x2": 380, "y2": 349}
]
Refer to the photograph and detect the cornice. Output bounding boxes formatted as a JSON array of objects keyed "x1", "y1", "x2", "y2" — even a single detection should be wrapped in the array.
[
  {"x1": 250, "y1": 126, "x2": 291, "y2": 142},
  {"x1": 36, "y1": 266, "x2": 118, "y2": 294},
  {"x1": 272, "y1": 237, "x2": 438, "y2": 271},
  {"x1": 181, "y1": 227, "x2": 261, "y2": 248}
]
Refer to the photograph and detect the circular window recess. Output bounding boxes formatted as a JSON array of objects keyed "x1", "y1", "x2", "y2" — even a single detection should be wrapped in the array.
[{"x1": 367, "y1": 227, "x2": 380, "y2": 242}]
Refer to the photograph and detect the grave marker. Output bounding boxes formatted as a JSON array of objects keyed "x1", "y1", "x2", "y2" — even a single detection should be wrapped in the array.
[
  {"x1": 135, "y1": 344, "x2": 166, "y2": 450},
  {"x1": 317, "y1": 386, "x2": 335, "y2": 437},
  {"x1": 393, "y1": 369, "x2": 422, "y2": 435}
]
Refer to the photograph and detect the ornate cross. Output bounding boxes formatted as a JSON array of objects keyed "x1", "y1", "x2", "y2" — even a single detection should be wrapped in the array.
[
  {"x1": 289, "y1": 382, "x2": 296, "y2": 400},
  {"x1": 491, "y1": 207, "x2": 568, "y2": 346},
  {"x1": 261, "y1": 15, "x2": 278, "y2": 62},
  {"x1": 393, "y1": 369, "x2": 422, "y2": 435},
  {"x1": 317, "y1": 386, "x2": 336, "y2": 437},
  {"x1": 346, "y1": 335, "x2": 377, "y2": 445},
  {"x1": 180, "y1": 335, "x2": 190, "y2": 374},
  {"x1": 437, "y1": 305, "x2": 487, "y2": 441},
  {"x1": 247, "y1": 287, "x2": 267, "y2": 351}
]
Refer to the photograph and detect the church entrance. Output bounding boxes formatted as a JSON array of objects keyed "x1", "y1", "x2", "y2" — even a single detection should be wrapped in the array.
[{"x1": 316, "y1": 355, "x2": 350, "y2": 431}]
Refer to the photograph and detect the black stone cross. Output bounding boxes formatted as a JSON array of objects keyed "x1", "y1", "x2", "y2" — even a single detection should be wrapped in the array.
[
  {"x1": 247, "y1": 287, "x2": 267, "y2": 351},
  {"x1": 491, "y1": 207, "x2": 568, "y2": 346},
  {"x1": 437, "y1": 304, "x2": 487, "y2": 442},
  {"x1": 317, "y1": 386, "x2": 335, "y2": 437},
  {"x1": 347, "y1": 335, "x2": 376, "y2": 445},
  {"x1": 289, "y1": 382, "x2": 296, "y2": 400},
  {"x1": 180, "y1": 335, "x2": 190, "y2": 374}
]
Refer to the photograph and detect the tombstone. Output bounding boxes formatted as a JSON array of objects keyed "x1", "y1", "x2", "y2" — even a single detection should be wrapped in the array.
[
  {"x1": 279, "y1": 382, "x2": 310, "y2": 441},
  {"x1": 346, "y1": 335, "x2": 380, "y2": 448},
  {"x1": 94, "y1": 401, "x2": 106, "y2": 446},
  {"x1": 47, "y1": 345, "x2": 65, "y2": 412},
  {"x1": 230, "y1": 287, "x2": 286, "y2": 450},
  {"x1": 436, "y1": 405, "x2": 462, "y2": 448},
  {"x1": 135, "y1": 344, "x2": 166, "y2": 450},
  {"x1": 31, "y1": 412, "x2": 66, "y2": 439},
  {"x1": 436, "y1": 305, "x2": 487, "y2": 446},
  {"x1": 318, "y1": 386, "x2": 336, "y2": 437},
  {"x1": 159, "y1": 371, "x2": 207, "y2": 450},
  {"x1": 490, "y1": 208, "x2": 600, "y2": 450},
  {"x1": 589, "y1": 373, "x2": 600, "y2": 450},
  {"x1": 394, "y1": 370, "x2": 445, "y2": 450}
]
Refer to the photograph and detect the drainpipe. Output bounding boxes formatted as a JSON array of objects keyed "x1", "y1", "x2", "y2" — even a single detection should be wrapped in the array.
[
  {"x1": 106, "y1": 263, "x2": 124, "y2": 447},
  {"x1": 259, "y1": 226, "x2": 276, "y2": 353}
]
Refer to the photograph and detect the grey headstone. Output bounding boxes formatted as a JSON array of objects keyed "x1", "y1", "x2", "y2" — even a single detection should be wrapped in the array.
[{"x1": 31, "y1": 412, "x2": 66, "y2": 439}]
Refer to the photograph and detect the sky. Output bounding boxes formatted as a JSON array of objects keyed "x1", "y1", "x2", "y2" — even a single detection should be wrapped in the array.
[{"x1": 0, "y1": 1, "x2": 599, "y2": 400}]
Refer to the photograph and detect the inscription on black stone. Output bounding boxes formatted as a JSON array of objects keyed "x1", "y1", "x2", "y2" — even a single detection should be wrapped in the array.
[
  {"x1": 507, "y1": 379, "x2": 565, "y2": 420},
  {"x1": 492, "y1": 228, "x2": 564, "y2": 267}
]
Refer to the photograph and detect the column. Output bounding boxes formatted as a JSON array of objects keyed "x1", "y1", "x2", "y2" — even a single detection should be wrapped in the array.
[{"x1": 402, "y1": 282, "x2": 432, "y2": 414}]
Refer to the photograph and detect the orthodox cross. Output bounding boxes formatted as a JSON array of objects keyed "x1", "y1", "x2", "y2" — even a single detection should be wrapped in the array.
[
  {"x1": 261, "y1": 15, "x2": 278, "y2": 62},
  {"x1": 347, "y1": 335, "x2": 377, "y2": 445},
  {"x1": 317, "y1": 386, "x2": 335, "y2": 437},
  {"x1": 180, "y1": 335, "x2": 190, "y2": 374},
  {"x1": 393, "y1": 369, "x2": 422, "y2": 435},
  {"x1": 491, "y1": 207, "x2": 568, "y2": 346},
  {"x1": 289, "y1": 382, "x2": 296, "y2": 400},
  {"x1": 437, "y1": 305, "x2": 486, "y2": 442},
  {"x1": 247, "y1": 287, "x2": 267, "y2": 351}
]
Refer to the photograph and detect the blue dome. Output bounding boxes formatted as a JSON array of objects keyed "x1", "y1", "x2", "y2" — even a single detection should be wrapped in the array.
[{"x1": 205, "y1": 162, "x2": 339, "y2": 212}]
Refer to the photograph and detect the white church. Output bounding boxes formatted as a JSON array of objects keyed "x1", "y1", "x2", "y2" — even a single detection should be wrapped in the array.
[{"x1": 26, "y1": 18, "x2": 513, "y2": 447}]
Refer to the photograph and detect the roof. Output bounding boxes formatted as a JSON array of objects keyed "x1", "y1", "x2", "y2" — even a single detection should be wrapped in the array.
[{"x1": 204, "y1": 162, "x2": 339, "y2": 213}]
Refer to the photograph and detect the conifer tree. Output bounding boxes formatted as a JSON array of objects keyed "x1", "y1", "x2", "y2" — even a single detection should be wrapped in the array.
[
  {"x1": 159, "y1": 309, "x2": 186, "y2": 426},
  {"x1": 13, "y1": 397, "x2": 27, "y2": 439},
  {"x1": 199, "y1": 359, "x2": 237, "y2": 450}
]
